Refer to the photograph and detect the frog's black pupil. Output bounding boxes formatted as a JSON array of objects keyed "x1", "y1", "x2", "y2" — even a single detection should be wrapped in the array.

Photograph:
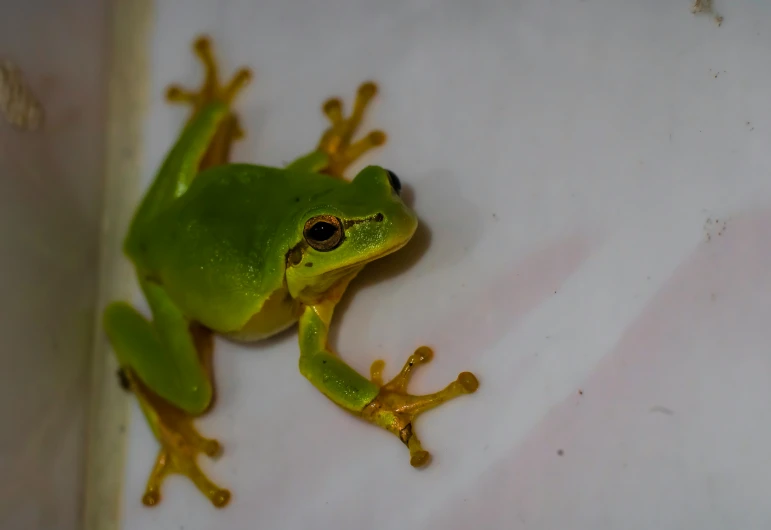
[
  {"x1": 308, "y1": 222, "x2": 337, "y2": 241},
  {"x1": 386, "y1": 170, "x2": 402, "y2": 195}
]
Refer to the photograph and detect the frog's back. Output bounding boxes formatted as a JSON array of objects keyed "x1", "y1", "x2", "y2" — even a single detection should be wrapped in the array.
[{"x1": 131, "y1": 163, "x2": 345, "y2": 333}]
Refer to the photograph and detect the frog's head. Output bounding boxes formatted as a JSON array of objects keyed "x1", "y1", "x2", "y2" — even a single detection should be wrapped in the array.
[{"x1": 285, "y1": 166, "x2": 417, "y2": 302}]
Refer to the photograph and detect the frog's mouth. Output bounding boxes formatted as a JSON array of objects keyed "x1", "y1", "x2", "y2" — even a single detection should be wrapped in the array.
[
  {"x1": 325, "y1": 235, "x2": 412, "y2": 279},
  {"x1": 357, "y1": 235, "x2": 412, "y2": 266},
  {"x1": 309, "y1": 237, "x2": 411, "y2": 301}
]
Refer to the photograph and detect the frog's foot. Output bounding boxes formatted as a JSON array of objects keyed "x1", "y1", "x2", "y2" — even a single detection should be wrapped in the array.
[
  {"x1": 316, "y1": 82, "x2": 387, "y2": 179},
  {"x1": 126, "y1": 372, "x2": 231, "y2": 508},
  {"x1": 165, "y1": 36, "x2": 252, "y2": 168},
  {"x1": 363, "y1": 346, "x2": 479, "y2": 467},
  {"x1": 165, "y1": 35, "x2": 252, "y2": 116}
]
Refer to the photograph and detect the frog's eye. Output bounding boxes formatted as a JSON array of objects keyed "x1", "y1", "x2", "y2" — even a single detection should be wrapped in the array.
[
  {"x1": 303, "y1": 215, "x2": 344, "y2": 251},
  {"x1": 385, "y1": 169, "x2": 401, "y2": 196}
]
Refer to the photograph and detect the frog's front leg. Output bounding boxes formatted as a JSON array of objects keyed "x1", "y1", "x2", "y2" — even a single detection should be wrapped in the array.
[
  {"x1": 298, "y1": 297, "x2": 479, "y2": 467},
  {"x1": 364, "y1": 346, "x2": 479, "y2": 465},
  {"x1": 287, "y1": 82, "x2": 386, "y2": 178}
]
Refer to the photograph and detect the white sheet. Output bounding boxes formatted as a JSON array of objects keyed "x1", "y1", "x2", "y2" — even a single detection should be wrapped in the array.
[{"x1": 122, "y1": 1, "x2": 771, "y2": 528}]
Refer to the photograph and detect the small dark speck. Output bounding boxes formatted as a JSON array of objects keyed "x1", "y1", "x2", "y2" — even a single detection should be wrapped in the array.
[
  {"x1": 305, "y1": 262, "x2": 313, "y2": 267},
  {"x1": 492, "y1": 213, "x2": 498, "y2": 220},
  {"x1": 119, "y1": 425, "x2": 126, "y2": 434},
  {"x1": 650, "y1": 405, "x2": 674, "y2": 415},
  {"x1": 557, "y1": 449, "x2": 564, "y2": 456},
  {"x1": 322, "y1": 360, "x2": 327, "y2": 364},
  {"x1": 117, "y1": 368, "x2": 131, "y2": 390},
  {"x1": 578, "y1": 390, "x2": 583, "y2": 396},
  {"x1": 295, "y1": 197, "x2": 300, "y2": 202}
]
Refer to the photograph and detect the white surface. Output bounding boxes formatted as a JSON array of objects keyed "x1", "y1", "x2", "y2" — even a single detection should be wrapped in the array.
[
  {"x1": 0, "y1": 1, "x2": 106, "y2": 529},
  {"x1": 121, "y1": 0, "x2": 771, "y2": 528}
]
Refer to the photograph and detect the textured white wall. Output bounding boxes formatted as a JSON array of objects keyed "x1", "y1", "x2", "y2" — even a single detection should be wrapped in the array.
[{"x1": 0, "y1": 2, "x2": 106, "y2": 529}]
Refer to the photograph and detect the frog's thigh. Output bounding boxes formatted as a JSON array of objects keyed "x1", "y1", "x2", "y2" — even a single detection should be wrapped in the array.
[{"x1": 104, "y1": 300, "x2": 211, "y2": 415}]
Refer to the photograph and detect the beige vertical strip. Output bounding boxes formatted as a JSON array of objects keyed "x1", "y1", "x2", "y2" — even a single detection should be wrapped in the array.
[{"x1": 84, "y1": 1, "x2": 154, "y2": 529}]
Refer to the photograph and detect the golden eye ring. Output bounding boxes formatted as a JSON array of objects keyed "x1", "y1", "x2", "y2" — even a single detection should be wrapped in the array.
[{"x1": 303, "y1": 215, "x2": 344, "y2": 251}]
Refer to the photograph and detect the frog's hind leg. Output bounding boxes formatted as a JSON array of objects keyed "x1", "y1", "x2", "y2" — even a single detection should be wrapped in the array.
[
  {"x1": 128, "y1": 371, "x2": 230, "y2": 508},
  {"x1": 133, "y1": 373, "x2": 230, "y2": 508},
  {"x1": 316, "y1": 82, "x2": 387, "y2": 179},
  {"x1": 103, "y1": 281, "x2": 231, "y2": 508},
  {"x1": 124, "y1": 36, "x2": 252, "y2": 256},
  {"x1": 165, "y1": 35, "x2": 252, "y2": 169}
]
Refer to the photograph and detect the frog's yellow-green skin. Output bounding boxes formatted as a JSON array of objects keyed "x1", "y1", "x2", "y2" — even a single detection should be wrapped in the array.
[{"x1": 103, "y1": 36, "x2": 478, "y2": 508}]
